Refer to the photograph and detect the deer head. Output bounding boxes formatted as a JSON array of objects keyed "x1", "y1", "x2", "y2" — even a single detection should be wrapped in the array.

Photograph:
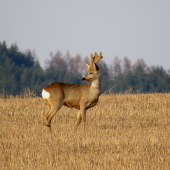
[{"x1": 82, "y1": 52, "x2": 103, "y2": 82}]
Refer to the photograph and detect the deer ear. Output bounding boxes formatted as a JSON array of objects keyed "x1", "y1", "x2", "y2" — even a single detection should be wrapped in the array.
[{"x1": 84, "y1": 63, "x2": 90, "y2": 70}]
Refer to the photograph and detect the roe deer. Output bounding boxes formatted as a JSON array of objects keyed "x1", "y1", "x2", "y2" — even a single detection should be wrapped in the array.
[{"x1": 42, "y1": 52, "x2": 103, "y2": 131}]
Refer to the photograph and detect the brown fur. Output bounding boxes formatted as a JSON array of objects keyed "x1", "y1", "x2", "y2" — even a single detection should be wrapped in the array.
[{"x1": 42, "y1": 52, "x2": 103, "y2": 131}]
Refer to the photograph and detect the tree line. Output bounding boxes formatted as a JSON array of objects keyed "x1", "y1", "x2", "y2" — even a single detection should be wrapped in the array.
[{"x1": 0, "y1": 41, "x2": 170, "y2": 96}]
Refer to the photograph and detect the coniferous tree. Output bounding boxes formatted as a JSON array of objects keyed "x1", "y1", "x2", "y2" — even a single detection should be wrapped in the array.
[{"x1": 1, "y1": 41, "x2": 170, "y2": 96}]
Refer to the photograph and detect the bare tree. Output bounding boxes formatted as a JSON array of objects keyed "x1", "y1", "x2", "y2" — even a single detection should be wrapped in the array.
[
  {"x1": 74, "y1": 54, "x2": 83, "y2": 76},
  {"x1": 109, "y1": 56, "x2": 122, "y2": 78},
  {"x1": 123, "y1": 56, "x2": 131, "y2": 73},
  {"x1": 49, "y1": 51, "x2": 68, "y2": 74},
  {"x1": 64, "y1": 50, "x2": 72, "y2": 71},
  {"x1": 132, "y1": 58, "x2": 147, "y2": 71}
]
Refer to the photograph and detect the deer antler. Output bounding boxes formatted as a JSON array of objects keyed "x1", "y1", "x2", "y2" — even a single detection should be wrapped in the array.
[
  {"x1": 90, "y1": 53, "x2": 95, "y2": 67},
  {"x1": 94, "y1": 52, "x2": 103, "y2": 64}
]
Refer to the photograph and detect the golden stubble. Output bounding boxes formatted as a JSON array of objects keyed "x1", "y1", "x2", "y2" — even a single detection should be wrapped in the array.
[{"x1": 0, "y1": 93, "x2": 170, "y2": 169}]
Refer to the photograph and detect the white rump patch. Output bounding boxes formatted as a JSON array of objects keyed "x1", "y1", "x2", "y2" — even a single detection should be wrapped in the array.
[{"x1": 42, "y1": 89, "x2": 50, "y2": 99}]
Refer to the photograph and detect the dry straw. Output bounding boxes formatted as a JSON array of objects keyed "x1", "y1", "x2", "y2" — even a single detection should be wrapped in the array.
[{"x1": 0, "y1": 92, "x2": 170, "y2": 169}]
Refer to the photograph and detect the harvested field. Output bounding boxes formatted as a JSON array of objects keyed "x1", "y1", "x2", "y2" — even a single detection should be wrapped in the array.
[{"x1": 1, "y1": 93, "x2": 170, "y2": 169}]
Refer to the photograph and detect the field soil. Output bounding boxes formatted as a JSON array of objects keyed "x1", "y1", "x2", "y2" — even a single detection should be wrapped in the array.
[{"x1": 1, "y1": 93, "x2": 170, "y2": 169}]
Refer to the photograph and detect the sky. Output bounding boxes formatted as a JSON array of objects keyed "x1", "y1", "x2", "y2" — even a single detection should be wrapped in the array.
[{"x1": 1, "y1": 0, "x2": 170, "y2": 70}]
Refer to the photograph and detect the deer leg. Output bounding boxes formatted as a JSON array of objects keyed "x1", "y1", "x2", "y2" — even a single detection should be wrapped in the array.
[
  {"x1": 44, "y1": 101, "x2": 52, "y2": 126},
  {"x1": 44, "y1": 100, "x2": 63, "y2": 128},
  {"x1": 44, "y1": 101, "x2": 51, "y2": 122},
  {"x1": 74, "y1": 110, "x2": 82, "y2": 131},
  {"x1": 80, "y1": 106, "x2": 86, "y2": 130}
]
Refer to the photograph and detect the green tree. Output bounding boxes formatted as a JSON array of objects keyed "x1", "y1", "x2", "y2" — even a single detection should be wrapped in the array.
[
  {"x1": 146, "y1": 66, "x2": 170, "y2": 93},
  {"x1": 0, "y1": 41, "x2": 41, "y2": 95}
]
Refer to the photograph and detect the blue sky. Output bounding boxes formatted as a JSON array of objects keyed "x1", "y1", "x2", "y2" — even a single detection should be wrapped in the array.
[{"x1": 1, "y1": 0, "x2": 170, "y2": 70}]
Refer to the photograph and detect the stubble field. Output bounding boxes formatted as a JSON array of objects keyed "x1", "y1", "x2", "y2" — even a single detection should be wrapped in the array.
[{"x1": 1, "y1": 93, "x2": 170, "y2": 169}]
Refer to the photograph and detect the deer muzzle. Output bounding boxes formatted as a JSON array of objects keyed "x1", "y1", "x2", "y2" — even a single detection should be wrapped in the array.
[{"x1": 82, "y1": 77, "x2": 87, "y2": 81}]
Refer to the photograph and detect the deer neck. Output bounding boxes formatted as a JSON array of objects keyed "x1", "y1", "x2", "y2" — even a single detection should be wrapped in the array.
[
  {"x1": 90, "y1": 79, "x2": 101, "y2": 97},
  {"x1": 92, "y1": 79, "x2": 100, "y2": 88}
]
